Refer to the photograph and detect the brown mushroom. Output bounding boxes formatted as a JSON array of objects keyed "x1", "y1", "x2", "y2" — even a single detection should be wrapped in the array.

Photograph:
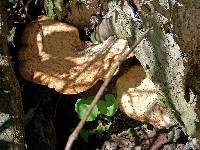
[
  {"x1": 18, "y1": 16, "x2": 130, "y2": 94},
  {"x1": 116, "y1": 65, "x2": 175, "y2": 128}
]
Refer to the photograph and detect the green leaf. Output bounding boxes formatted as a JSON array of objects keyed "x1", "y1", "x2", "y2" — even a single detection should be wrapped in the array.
[
  {"x1": 90, "y1": 32, "x2": 98, "y2": 44},
  {"x1": 44, "y1": 0, "x2": 55, "y2": 18},
  {"x1": 97, "y1": 94, "x2": 118, "y2": 117},
  {"x1": 75, "y1": 98, "x2": 99, "y2": 121},
  {"x1": 142, "y1": 123, "x2": 148, "y2": 129},
  {"x1": 96, "y1": 121, "x2": 106, "y2": 134},
  {"x1": 97, "y1": 101, "x2": 107, "y2": 115},
  {"x1": 106, "y1": 94, "x2": 118, "y2": 116},
  {"x1": 70, "y1": 128, "x2": 90, "y2": 142},
  {"x1": 80, "y1": 129, "x2": 90, "y2": 142}
]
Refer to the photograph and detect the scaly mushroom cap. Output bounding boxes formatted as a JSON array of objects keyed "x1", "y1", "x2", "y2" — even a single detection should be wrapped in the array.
[
  {"x1": 116, "y1": 65, "x2": 173, "y2": 128},
  {"x1": 18, "y1": 16, "x2": 130, "y2": 94}
]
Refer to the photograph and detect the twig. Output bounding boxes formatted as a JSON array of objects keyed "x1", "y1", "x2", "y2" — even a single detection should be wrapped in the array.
[
  {"x1": 64, "y1": 28, "x2": 150, "y2": 150},
  {"x1": 19, "y1": 0, "x2": 32, "y2": 20}
]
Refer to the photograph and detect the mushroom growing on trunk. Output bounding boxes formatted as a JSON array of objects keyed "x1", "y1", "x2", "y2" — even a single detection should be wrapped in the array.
[
  {"x1": 18, "y1": 16, "x2": 131, "y2": 94},
  {"x1": 116, "y1": 65, "x2": 177, "y2": 128}
]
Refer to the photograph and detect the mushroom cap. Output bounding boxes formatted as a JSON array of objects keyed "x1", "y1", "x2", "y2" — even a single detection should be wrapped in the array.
[
  {"x1": 18, "y1": 16, "x2": 130, "y2": 94},
  {"x1": 116, "y1": 65, "x2": 173, "y2": 128}
]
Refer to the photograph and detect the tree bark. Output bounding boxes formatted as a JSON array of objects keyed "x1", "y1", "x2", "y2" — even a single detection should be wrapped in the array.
[
  {"x1": 0, "y1": 1, "x2": 24, "y2": 149},
  {"x1": 133, "y1": 0, "x2": 199, "y2": 147},
  {"x1": 170, "y1": 0, "x2": 200, "y2": 146}
]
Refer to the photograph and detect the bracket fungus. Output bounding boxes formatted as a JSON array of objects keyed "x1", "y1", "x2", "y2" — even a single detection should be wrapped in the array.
[
  {"x1": 18, "y1": 16, "x2": 130, "y2": 94},
  {"x1": 116, "y1": 65, "x2": 176, "y2": 128}
]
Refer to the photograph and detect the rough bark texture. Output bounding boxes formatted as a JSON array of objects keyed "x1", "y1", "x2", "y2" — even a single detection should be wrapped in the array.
[
  {"x1": 0, "y1": 1, "x2": 24, "y2": 149},
  {"x1": 170, "y1": 0, "x2": 200, "y2": 145},
  {"x1": 133, "y1": 0, "x2": 200, "y2": 147}
]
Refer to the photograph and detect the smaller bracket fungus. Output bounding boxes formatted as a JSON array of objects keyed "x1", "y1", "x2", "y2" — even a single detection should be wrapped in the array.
[
  {"x1": 116, "y1": 65, "x2": 176, "y2": 128},
  {"x1": 18, "y1": 16, "x2": 131, "y2": 94}
]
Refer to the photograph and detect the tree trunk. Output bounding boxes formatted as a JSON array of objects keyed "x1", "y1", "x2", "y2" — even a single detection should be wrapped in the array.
[
  {"x1": 170, "y1": 0, "x2": 200, "y2": 146},
  {"x1": 134, "y1": 0, "x2": 200, "y2": 147},
  {"x1": 0, "y1": 1, "x2": 24, "y2": 149}
]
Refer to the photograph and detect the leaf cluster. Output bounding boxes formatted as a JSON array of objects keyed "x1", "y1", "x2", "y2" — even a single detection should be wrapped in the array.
[{"x1": 75, "y1": 94, "x2": 118, "y2": 121}]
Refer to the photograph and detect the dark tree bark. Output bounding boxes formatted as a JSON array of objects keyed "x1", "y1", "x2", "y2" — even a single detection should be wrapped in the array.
[{"x1": 0, "y1": 1, "x2": 24, "y2": 149}]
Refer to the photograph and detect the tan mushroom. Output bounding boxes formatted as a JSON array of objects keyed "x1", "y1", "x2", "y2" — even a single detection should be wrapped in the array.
[
  {"x1": 18, "y1": 16, "x2": 130, "y2": 94},
  {"x1": 116, "y1": 65, "x2": 175, "y2": 128}
]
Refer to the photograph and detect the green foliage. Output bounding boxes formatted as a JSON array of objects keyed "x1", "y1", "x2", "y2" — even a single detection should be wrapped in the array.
[
  {"x1": 79, "y1": 129, "x2": 90, "y2": 142},
  {"x1": 142, "y1": 123, "x2": 148, "y2": 129},
  {"x1": 75, "y1": 97, "x2": 99, "y2": 121},
  {"x1": 95, "y1": 121, "x2": 106, "y2": 134},
  {"x1": 8, "y1": 26, "x2": 16, "y2": 44},
  {"x1": 43, "y1": 0, "x2": 65, "y2": 19},
  {"x1": 97, "y1": 94, "x2": 118, "y2": 117},
  {"x1": 69, "y1": 128, "x2": 90, "y2": 142},
  {"x1": 44, "y1": 0, "x2": 55, "y2": 18},
  {"x1": 75, "y1": 94, "x2": 118, "y2": 122},
  {"x1": 90, "y1": 32, "x2": 99, "y2": 44},
  {"x1": 74, "y1": 94, "x2": 117, "y2": 142}
]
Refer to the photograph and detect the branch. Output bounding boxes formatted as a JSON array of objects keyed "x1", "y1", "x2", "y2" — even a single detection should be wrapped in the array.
[{"x1": 65, "y1": 28, "x2": 150, "y2": 150}]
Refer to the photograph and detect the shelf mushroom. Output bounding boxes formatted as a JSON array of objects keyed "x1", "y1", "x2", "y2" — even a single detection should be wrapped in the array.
[
  {"x1": 116, "y1": 65, "x2": 176, "y2": 128},
  {"x1": 18, "y1": 16, "x2": 131, "y2": 94}
]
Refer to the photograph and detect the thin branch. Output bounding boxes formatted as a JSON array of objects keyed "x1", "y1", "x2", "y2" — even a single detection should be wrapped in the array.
[{"x1": 65, "y1": 28, "x2": 150, "y2": 150}]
